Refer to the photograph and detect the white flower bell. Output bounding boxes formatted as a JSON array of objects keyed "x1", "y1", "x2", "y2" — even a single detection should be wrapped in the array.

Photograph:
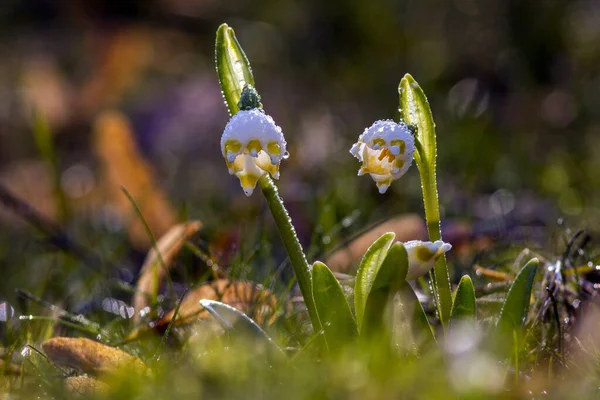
[
  {"x1": 403, "y1": 240, "x2": 452, "y2": 280},
  {"x1": 350, "y1": 120, "x2": 415, "y2": 194},
  {"x1": 221, "y1": 108, "x2": 287, "y2": 196}
]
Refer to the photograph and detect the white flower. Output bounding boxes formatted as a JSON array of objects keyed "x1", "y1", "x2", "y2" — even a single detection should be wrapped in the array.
[
  {"x1": 403, "y1": 240, "x2": 452, "y2": 280},
  {"x1": 221, "y1": 109, "x2": 287, "y2": 196},
  {"x1": 350, "y1": 120, "x2": 415, "y2": 194}
]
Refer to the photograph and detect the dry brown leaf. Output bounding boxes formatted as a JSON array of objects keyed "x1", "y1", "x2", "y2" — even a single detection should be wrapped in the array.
[
  {"x1": 0, "y1": 160, "x2": 58, "y2": 227},
  {"x1": 0, "y1": 160, "x2": 102, "y2": 228},
  {"x1": 80, "y1": 27, "x2": 154, "y2": 114},
  {"x1": 326, "y1": 214, "x2": 428, "y2": 273},
  {"x1": 42, "y1": 337, "x2": 149, "y2": 376},
  {"x1": 155, "y1": 279, "x2": 278, "y2": 330},
  {"x1": 94, "y1": 110, "x2": 178, "y2": 249},
  {"x1": 474, "y1": 265, "x2": 511, "y2": 282},
  {"x1": 21, "y1": 56, "x2": 72, "y2": 128},
  {"x1": 65, "y1": 376, "x2": 109, "y2": 396},
  {"x1": 132, "y1": 220, "x2": 203, "y2": 321}
]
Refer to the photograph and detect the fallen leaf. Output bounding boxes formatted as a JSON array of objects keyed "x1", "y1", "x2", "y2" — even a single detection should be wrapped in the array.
[
  {"x1": 155, "y1": 279, "x2": 278, "y2": 330},
  {"x1": 65, "y1": 376, "x2": 109, "y2": 396},
  {"x1": 42, "y1": 337, "x2": 149, "y2": 376},
  {"x1": 94, "y1": 110, "x2": 178, "y2": 249},
  {"x1": 132, "y1": 220, "x2": 203, "y2": 322},
  {"x1": 0, "y1": 161, "x2": 59, "y2": 227},
  {"x1": 80, "y1": 27, "x2": 154, "y2": 115},
  {"x1": 474, "y1": 265, "x2": 511, "y2": 282},
  {"x1": 21, "y1": 56, "x2": 71, "y2": 128}
]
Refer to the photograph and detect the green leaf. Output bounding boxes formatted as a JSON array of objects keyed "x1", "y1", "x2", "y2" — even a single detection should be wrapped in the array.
[
  {"x1": 399, "y1": 285, "x2": 436, "y2": 346},
  {"x1": 215, "y1": 23, "x2": 255, "y2": 116},
  {"x1": 398, "y1": 74, "x2": 436, "y2": 170},
  {"x1": 311, "y1": 262, "x2": 358, "y2": 351},
  {"x1": 354, "y1": 232, "x2": 395, "y2": 331},
  {"x1": 361, "y1": 243, "x2": 409, "y2": 335},
  {"x1": 450, "y1": 275, "x2": 476, "y2": 324},
  {"x1": 398, "y1": 74, "x2": 452, "y2": 327},
  {"x1": 497, "y1": 258, "x2": 539, "y2": 335},
  {"x1": 199, "y1": 300, "x2": 285, "y2": 359}
]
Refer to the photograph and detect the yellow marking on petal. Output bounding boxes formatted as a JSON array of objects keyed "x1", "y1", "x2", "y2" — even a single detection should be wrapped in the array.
[
  {"x1": 224, "y1": 140, "x2": 242, "y2": 154},
  {"x1": 377, "y1": 178, "x2": 391, "y2": 187},
  {"x1": 395, "y1": 159, "x2": 405, "y2": 170},
  {"x1": 267, "y1": 141, "x2": 281, "y2": 155},
  {"x1": 225, "y1": 160, "x2": 236, "y2": 172},
  {"x1": 239, "y1": 173, "x2": 261, "y2": 190},
  {"x1": 246, "y1": 139, "x2": 262, "y2": 155},
  {"x1": 267, "y1": 163, "x2": 280, "y2": 179},
  {"x1": 390, "y1": 139, "x2": 406, "y2": 154},
  {"x1": 372, "y1": 138, "x2": 386, "y2": 147},
  {"x1": 416, "y1": 246, "x2": 435, "y2": 262}
]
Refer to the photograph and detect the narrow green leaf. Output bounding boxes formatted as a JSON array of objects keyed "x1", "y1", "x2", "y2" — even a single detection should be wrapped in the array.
[
  {"x1": 361, "y1": 243, "x2": 409, "y2": 334},
  {"x1": 450, "y1": 275, "x2": 476, "y2": 324},
  {"x1": 399, "y1": 285, "x2": 436, "y2": 346},
  {"x1": 33, "y1": 112, "x2": 68, "y2": 222},
  {"x1": 497, "y1": 258, "x2": 539, "y2": 334},
  {"x1": 215, "y1": 23, "x2": 255, "y2": 116},
  {"x1": 398, "y1": 74, "x2": 452, "y2": 327},
  {"x1": 311, "y1": 261, "x2": 358, "y2": 351},
  {"x1": 354, "y1": 232, "x2": 395, "y2": 330},
  {"x1": 398, "y1": 74, "x2": 435, "y2": 170},
  {"x1": 199, "y1": 300, "x2": 285, "y2": 358}
]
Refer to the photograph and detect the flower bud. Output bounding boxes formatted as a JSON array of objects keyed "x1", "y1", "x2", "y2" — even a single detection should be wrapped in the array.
[{"x1": 403, "y1": 240, "x2": 452, "y2": 280}]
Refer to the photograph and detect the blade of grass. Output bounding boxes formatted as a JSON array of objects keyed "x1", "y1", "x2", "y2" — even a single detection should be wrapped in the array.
[
  {"x1": 121, "y1": 186, "x2": 175, "y2": 306},
  {"x1": 154, "y1": 289, "x2": 187, "y2": 359},
  {"x1": 32, "y1": 111, "x2": 68, "y2": 223}
]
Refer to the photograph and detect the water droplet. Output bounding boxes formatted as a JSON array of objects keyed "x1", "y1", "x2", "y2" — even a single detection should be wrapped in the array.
[
  {"x1": 0, "y1": 302, "x2": 15, "y2": 321},
  {"x1": 282, "y1": 151, "x2": 290, "y2": 159}
]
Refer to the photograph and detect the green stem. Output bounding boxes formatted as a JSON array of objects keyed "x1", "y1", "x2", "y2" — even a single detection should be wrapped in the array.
[
  {"x1": 258, "y1": 174, "x2": 322, "y2": 333},
  {"x1": 414, "y1": 139, "x2": 452, "y2": 328}
]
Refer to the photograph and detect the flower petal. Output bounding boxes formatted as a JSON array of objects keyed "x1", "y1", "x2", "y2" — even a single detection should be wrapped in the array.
[{"x1": 403, "y1": 240, "x2": 452, "y2": 280}]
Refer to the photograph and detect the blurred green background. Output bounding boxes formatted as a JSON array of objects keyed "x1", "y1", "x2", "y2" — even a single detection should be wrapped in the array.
[{"x1": 0, "y1": 0, "x2": 599, "y2": 302}]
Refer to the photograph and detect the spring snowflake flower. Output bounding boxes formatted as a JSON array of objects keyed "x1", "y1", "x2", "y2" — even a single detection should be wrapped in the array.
[
  {"x1": 350, "y1": 120, "x2": 415, "y2": 194},
  {"x1": 403, "y1": 240, "x2": 452, "y2": 280},
  {"x1": 221, "y1": 108, "x2": 287, "y2": 196}
]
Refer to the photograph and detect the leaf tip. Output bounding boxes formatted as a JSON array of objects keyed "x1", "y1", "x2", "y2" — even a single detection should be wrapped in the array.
[{"x1": 216, "y1": 23, "x2": 230, "y2": 34}]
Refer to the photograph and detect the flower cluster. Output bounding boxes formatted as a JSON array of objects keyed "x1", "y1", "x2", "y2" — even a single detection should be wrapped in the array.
[
  {"x1": 350, "y1": 120, "x2": 415, "y2": 194},
  {"x1": 219, "y1": 93, "x2": 450, "y2": 281}
]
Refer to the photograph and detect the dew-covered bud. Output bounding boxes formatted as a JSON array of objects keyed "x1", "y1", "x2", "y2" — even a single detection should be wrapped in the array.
[
  {"x1": 350, "y1": 120, "x2": 415, "y2": 194},
  {"x1": 237, "y1": 84, "x2": 262, "y2": 111},
  {"x1": 221, "y1": 108, "x2": 287, "y2": 196},
  {"x1": 403, "y1": 240, "x2": 452, "y2": 280}
]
